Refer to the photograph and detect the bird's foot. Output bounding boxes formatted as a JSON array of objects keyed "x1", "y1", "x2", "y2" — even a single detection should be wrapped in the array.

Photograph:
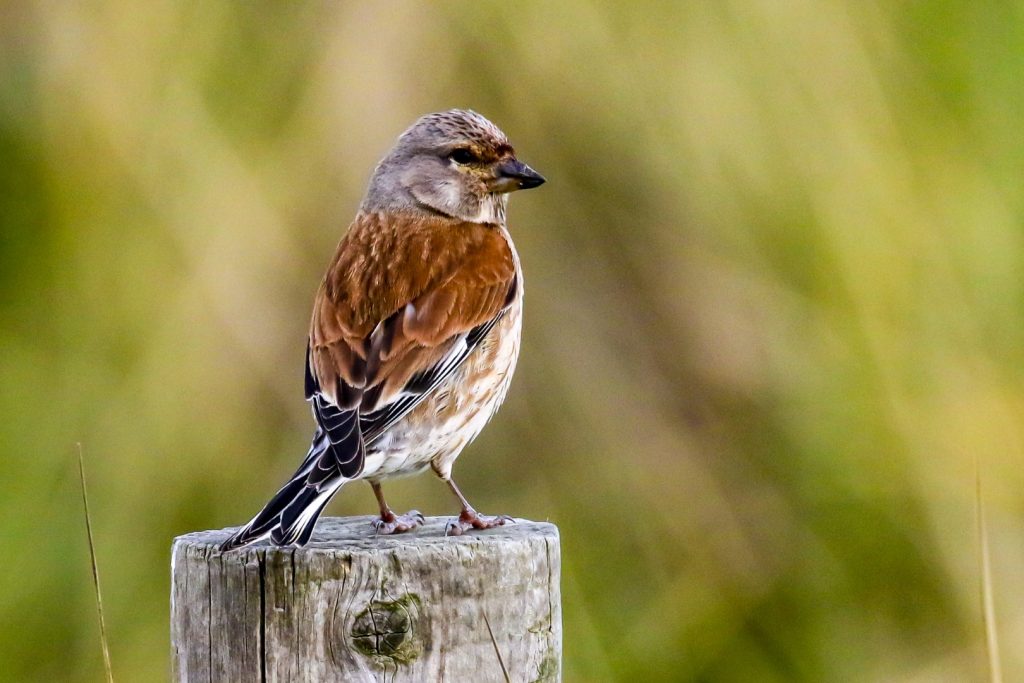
[
  {"x1": 445, "y1": 509, "x2": 514, "y2": 536},
  {"x1": 372, "y1": 510, "x2": 425, "y2": 535}
]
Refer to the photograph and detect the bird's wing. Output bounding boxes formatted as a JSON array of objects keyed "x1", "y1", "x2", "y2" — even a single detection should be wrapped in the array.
[
  {"x1": 357, "y1": 301, "x2": 512, "y2": 443},
  {"x1": 306, "y1": 212, "x2": 517, "y2": 470}
]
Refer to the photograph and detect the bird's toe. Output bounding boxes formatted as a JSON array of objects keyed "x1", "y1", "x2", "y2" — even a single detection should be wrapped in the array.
[
  {"x1": 372, "y1": 511, "x2": 426, "y2": 535},
  {"x1": 445, "y1": 510, "x2": 513, "y2": 535}
]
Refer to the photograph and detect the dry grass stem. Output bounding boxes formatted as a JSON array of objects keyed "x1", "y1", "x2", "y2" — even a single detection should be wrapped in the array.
[
  {"x1": 77, "y1": 444, "x2": 114, "y2": 683},
  {"x1": 976, "y1": 458, "x2": 1002, "y2": 683},
  {"x1": 482, "y1": 609, "x2": 511, "y2": 683}
]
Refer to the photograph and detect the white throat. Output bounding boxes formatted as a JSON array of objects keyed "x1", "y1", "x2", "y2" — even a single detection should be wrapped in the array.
[{"x1": 470, "y1": 194, "x2": 508, "y2": 224}]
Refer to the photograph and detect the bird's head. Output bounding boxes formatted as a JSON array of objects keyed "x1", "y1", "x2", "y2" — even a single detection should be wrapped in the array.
[{"x1": 362, "y1": 109, "x2": 545, "y2": 223}]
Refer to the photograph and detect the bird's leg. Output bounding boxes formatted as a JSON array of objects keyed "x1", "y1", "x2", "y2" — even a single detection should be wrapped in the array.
[
  {"x1": 369, "y1": 481, "x2": 424, "y2": 535},
  {"x1": 443, "y1": 478, "x2": 514, "y2": 536}
]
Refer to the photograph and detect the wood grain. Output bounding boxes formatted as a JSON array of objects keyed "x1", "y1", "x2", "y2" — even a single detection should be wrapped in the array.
[{"x1": 171, "y1": 516, "x2": 561, "y2": 682}]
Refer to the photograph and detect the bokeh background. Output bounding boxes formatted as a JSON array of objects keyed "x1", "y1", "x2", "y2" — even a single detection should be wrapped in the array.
[{"x1": 2, "y1": 2, "x2": 1023, "y2": 681}]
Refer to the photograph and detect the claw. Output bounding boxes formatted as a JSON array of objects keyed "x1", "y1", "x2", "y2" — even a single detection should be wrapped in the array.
[
  {"x1": 445, "y1": 510, "x2": 512, "y2": 536},
  {"x1": 371, "y1": 510, "x2": 425, "y2": 535}
]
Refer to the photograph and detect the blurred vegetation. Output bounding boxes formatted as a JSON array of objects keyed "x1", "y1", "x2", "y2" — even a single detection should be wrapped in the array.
[{"x1": 2, "y1": 2, "x2": 1024, "y2": 681}]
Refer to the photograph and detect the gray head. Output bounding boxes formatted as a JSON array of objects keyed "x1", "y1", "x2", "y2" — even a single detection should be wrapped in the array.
[{"x1": 361, "y1": 109, "x2": 545, "y2": 224}]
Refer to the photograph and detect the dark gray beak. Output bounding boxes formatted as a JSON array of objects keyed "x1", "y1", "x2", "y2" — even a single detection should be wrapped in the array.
[{"x1": 494, "y1": 158, "x2": 546, "y2": 192}]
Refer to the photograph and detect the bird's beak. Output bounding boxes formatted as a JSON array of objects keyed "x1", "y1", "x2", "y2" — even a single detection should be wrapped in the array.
[{"x1": 491, "y1": 158, "x2": 546, "y2": 193}]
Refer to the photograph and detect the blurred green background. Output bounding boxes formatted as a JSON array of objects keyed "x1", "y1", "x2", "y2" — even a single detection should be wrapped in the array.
[{"x1": 3, "y1": 2, "x2": 1024, "y2": 681}]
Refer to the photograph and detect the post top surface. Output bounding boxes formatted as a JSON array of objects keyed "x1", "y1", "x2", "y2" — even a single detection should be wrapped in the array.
[{"x1": 174, "y1": 515, "x2": 558, "y2": 555}]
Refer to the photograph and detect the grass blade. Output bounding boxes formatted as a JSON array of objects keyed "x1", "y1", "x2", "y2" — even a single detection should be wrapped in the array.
[
  {"x1": 77, "y1": 443, "x2": 114, "y2": 683},
  {"x1": 482, "y1": 608, "x2": 511, "y2": 683},
  {"x1": 976, "y1": 457, "x2": 1002, "y2": 683}
]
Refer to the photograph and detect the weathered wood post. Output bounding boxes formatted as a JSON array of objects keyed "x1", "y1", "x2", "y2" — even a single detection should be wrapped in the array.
[{"x1": 171, "y1": 516, "x2": 561, "y2": 682}]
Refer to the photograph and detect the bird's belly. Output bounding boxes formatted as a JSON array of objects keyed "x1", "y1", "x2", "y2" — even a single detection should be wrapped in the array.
[{"x1": 360, "y1": 302, "x2": 522, "y2": 481}]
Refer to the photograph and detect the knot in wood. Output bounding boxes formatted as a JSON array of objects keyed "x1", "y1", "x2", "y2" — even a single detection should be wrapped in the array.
[{"x1": 350, "y1": 595, "x2": 421, "y2": 664}]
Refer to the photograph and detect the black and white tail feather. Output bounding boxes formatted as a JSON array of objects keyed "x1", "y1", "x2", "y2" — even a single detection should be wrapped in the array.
[
  {"x1": 218, "y1": 308, "x2": 508, "y2": 551},
  {"x1": 218, "y1": 395, "x2": 363, "y2": 550}
]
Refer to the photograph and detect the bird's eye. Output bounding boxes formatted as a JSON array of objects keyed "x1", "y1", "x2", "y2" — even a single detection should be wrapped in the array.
[{"x1": 449, "y1": 148, "x2": 479, "y2": 165}]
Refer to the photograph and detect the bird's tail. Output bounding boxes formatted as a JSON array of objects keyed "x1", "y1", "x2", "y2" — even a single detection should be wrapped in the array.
[{"x1": 219, "y1": 428, "x2": 346, "y2": 551}]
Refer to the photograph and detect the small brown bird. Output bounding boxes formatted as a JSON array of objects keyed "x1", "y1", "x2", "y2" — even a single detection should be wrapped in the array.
[{"x1": 221, "y1": 110, "x2": 544, "y2": 549}]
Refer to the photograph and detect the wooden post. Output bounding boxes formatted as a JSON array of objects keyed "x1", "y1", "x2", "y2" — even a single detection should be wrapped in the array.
[{"x1": 171, "y1": 516, "x2": 561, "y2": 682}]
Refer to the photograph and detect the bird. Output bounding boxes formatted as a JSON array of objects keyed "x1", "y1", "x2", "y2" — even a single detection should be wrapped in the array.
[{"x1": 220, "y1": 109, "x2": 544, "y2": 550}]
